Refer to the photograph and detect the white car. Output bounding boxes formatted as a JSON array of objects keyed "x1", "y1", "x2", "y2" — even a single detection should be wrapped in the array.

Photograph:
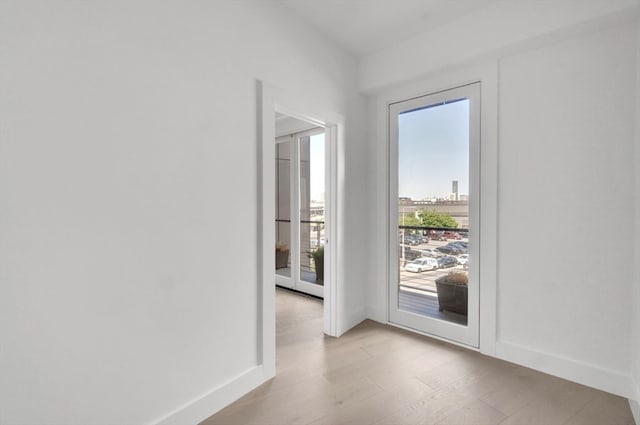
[
  {"x1": 405, "y1": 257, "x2": 439, "y2": 272},
  {"x1": 420, "y1": 248, "x2": 442, "y2": 258},
  {"x1": 457, "y1": 254, "x2": 469, "y2": 265}
]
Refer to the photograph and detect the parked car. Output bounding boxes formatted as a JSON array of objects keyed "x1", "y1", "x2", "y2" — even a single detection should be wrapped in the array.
[
  {"x1": 400, "y1": 246, "x2": 421, "y2": 261},
  {"x1": 436, "y1": 244, "x2": 465, "y2": 255},
  {"x1": 428, "y1": 230, "x2": 446, "y2": 241},
  {"x1": 401, "y1": 235, "x2": 421, "y2": 245},
  {"x1": 443, "y1": 231, "x2": 462, "y2": 240},
  {"x1": 437, "y1": 255, "x2": 458, "y2": 269},
  {"x1": 457, "y1": 254, "x2": 469, "y2": 265},
  {"x1": 405, "y1": 257, "x2": 439, "y2": 272},
  {"x1": 446, "y1": 242, "x2": 469, "y2": 254},
  {"x1": 420, "y1": 248, "x2": 442, "y2": 258}
]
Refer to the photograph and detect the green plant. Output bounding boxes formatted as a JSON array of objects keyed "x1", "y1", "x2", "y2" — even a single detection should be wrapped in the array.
[
  {"x1": 307, "y1": 245, "x2": 324, "y2": 261},
  {"x1": 307, "y1": 245, "x2": 324, "y2": 282},
  {"x1": 444, "y1": 271, "x2": 468, "y2": 286}
]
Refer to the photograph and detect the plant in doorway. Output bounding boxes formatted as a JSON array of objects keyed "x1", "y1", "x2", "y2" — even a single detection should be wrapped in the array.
[
  {"x1": 307, "y1": 245, "x2": 324, "y2": 284},
  {"x1": 275, "y1": 242, "x2": 289, "y2": 269},
  {"x1": 435, "y1": 271, "x2": 468, "y2": 315}
]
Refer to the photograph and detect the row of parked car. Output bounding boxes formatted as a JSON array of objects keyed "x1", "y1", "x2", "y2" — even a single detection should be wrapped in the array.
[
  {"x1": 401, "y1": 235, "x2": 428, "y2": 245},
  {"x1": 401, "y1": 238, "x2": 469, "y2": 273},
  {"x1": 428, "y1": 230, "x2": 464, "y2": 241},
  {"x1": 433, "y1": 240, "x2": 468, "y2": 255},
  {"x1": 401, "y1": 230, "x2": 466, "y2": 246},
  {"x1": 401, "y1": 241, "x2": 468, "y2": 259},
  {"x1": 405, "y1": 254, "x2": 469, "y2": 272}
]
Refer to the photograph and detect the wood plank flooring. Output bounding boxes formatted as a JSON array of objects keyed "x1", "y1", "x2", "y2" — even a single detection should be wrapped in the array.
[{"x1": 201, "y1": 288, "x2": 635, "y2": 425}]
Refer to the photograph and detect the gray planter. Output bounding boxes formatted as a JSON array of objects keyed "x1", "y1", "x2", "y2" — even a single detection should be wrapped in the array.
[
  {"x1": 275, "y1": 249, "x2": 289, "y2": 269},
  {"x1": 435, "y1": 277, "x2": 468, "y2": 315}
]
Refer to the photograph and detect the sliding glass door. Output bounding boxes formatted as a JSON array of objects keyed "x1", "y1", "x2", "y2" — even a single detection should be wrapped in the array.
[
  {"x1": 275, "y1": 128, "x2": 325, "y2": 298},
  {"x1": 389, "y1": 83, "x2": 480, "y2": 347}
]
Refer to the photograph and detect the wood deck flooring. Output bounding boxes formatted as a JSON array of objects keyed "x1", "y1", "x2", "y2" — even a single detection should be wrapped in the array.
[
  {"x1": 201, "y1": 288, "x2": 635, "y2": 425},
  {"x1": 398, "y1": 288, "x2": 467, "y2": 326}
]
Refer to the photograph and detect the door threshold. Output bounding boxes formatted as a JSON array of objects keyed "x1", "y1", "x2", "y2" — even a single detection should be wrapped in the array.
[{"x1": 276, "y1": 285, "x2": 324, "y2": 301}]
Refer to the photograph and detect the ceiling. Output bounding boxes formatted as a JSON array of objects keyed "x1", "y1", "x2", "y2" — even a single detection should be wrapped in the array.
[
  {"x1": 278, "y1": 0, "x2": 499, "y2": 57},
  {"x1": 276, "y1": 112, "x2": 319, "y2": 137}
]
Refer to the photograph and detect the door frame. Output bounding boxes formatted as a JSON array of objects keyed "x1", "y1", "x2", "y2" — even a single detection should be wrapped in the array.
[
  {"x1": 257, "y1": 80, "x2": 343, "y2": 379},
  {"x1": 275, "y1": 128, "x2": 326, "y2": 298},
  {"x1": 388, "y1": 82, "x2": 481, "y2": 348},
  {"x1": 372, "y1": 61, "x2": 498, "y2": 355}
]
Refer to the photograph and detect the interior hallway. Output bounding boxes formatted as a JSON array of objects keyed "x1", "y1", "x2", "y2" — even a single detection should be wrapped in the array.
[{"x1": 202, "y1": 289, "x2": 634, "y2": 425}]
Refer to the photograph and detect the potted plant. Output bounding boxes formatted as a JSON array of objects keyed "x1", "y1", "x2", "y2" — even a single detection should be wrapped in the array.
[
  {"x1": 275, "y1": 242, "x2": 289, "y2": 269},
  {"x1": 307, "y1": 245, "x2": 324, "y2": 283},
  {"x1": 435, "y1": 271, "x2": 468, "y2": 315}
]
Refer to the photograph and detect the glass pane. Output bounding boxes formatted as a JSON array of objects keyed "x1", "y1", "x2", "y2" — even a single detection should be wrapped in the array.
[
  {"x1": 275, "y1": 142, "x2": 291, "y2": 277},
  {"x1": 397, "y1": 99, "x2": 470, "y2": 326},
  {"x1": 299, "y1": 133, "x2": 325, "y2": 285}
]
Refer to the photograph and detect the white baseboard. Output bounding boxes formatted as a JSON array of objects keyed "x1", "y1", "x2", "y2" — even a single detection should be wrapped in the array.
[
  {"x1": 630, "y1": 377, "x2": 640, "y2": 425},
  {"x1": 338, "y1": 306, "x2": 367, "y2": 337},
  {"x1": 152, "y1": 365, "x2": 268, "y2": 425},
  {"x1": 495, "y1": 341, "x2": 632, "y2": 398},
  {"x1": 630, "y1": 399, "x2": 640, "y2": 425}
]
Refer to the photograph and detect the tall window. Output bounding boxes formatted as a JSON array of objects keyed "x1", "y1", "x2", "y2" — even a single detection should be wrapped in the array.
[{"x1": 389, "y1": 83, "x2": 480, "y2": 347}]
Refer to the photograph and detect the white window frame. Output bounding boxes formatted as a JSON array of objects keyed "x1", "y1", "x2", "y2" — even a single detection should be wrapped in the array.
[
  {"x1": 373, "y1": 62, "x2": 498, "y2": 354},
  {"x1": 388, "y1": 82, "x2": 481, "y2": 347}
]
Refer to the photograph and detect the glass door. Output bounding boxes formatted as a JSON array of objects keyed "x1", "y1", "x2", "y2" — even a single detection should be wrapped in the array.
[
  {"x1": 389, "y1": 83, "x2": 480, "y2": 347},
  {"x1": 275, "y1": 128, "x2": 325, "y2": 298}
]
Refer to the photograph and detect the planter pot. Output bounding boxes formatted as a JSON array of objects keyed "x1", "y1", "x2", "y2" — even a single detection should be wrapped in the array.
[
  {"x1": 313, "y1": 257, "x2": 324, "y2": 283},
  {"x1": 435, "y1": 277, "x2": 468, "y2": 315},
  {"x1": 275, "y1": 249, "x2": 289, "y2": 269}
]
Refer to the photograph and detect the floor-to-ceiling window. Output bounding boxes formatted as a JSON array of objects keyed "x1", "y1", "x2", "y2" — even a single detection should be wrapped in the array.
[{"x1": 389, "y1": 83, "x2": 480, "y2": 347}]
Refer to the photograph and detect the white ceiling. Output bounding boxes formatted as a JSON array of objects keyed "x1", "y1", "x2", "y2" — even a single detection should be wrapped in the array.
[
  {"x1": 276, "y1": 112, "x2": 319, "y2": 137},
  {"x1": 278, "y1": 0, "x2": 499, "y2": 57}
]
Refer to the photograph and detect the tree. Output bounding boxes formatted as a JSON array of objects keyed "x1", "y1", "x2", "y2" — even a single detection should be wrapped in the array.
[
  {"x1": 398, "y1": 212, "x2": 422, "y2": 226},
  {"x1": 418, "y1": 209, "x2": 458, "y2": 228}
]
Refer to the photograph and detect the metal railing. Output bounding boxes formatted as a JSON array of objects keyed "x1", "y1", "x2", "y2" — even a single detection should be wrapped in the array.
[
  {"x1": 396, "y1": 225, "x2": 469, "y2": 295},
  {"x1": 275, "y1": 219, "x2": 324, "y2": 274},
  {"x1": 397, "y1": 225, "x2": 469, "y2": 263}
]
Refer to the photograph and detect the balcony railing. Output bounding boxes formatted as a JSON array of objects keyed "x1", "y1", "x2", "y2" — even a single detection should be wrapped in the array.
[
  {"x1": 397, "y1": 225, "x2": 469, "y2": 324},
  {"x1": 275, "y1": 219, "x2": 324, "y2": 282}
]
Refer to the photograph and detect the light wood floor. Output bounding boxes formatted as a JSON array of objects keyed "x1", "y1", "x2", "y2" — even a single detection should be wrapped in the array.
[{"x1": 202, "y1": 288, "x2": 635, "y2": 425}]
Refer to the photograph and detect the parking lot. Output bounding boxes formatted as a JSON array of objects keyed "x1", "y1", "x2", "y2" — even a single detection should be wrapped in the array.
[{"x1": 398, "y1": 236, "x2": 468, "y2": 294}]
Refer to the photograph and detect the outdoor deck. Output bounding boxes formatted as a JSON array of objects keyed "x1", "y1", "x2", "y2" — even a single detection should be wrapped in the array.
[
  {"x1": 276, "y1": 267, "x2": 318, "y2": 284},
  {"x1": 277, "y1": 266, "x2": 467, "y2": 326},
  {"x1": 398, "y1": 287, "x2": 467, "y2": 326}
]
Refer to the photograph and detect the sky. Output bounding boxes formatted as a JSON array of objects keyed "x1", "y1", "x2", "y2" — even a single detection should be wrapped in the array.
[{"x1": 398, "y1": 99, "x2": 469, "y2": 199}]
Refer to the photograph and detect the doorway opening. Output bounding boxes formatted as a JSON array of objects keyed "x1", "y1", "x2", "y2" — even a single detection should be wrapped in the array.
[
  {"x1": 257, "y1": 81, "x2": 341, "y2": 380},
  {"x1": 275, "y1": 115, "x2": 326, "y2": 299}
]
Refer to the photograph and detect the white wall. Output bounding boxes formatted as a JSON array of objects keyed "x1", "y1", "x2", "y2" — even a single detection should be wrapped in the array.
[
  {"x1": 359, "y1": 0, "x2": 640, "y2": 93},
  {"x1": 364, "y1": 8, "x2": 638, "y2": 398},
  {"x1": 340, "y1": 94, "x2": 369, "y2": 332},
  {"x1": 0, "y1": 1, "x2": 367, "y2": 424},
  {"x1": 496, "y1": 22, "x2": 635, "y2": 395},
  {"x1": 631, "y1": 19, "x2": 640, "y2": 423}
]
